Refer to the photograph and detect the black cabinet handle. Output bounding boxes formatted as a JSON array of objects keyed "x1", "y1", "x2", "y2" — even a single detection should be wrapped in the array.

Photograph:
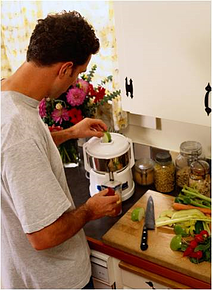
[
  {"x1": 125, "y1": 77, "x2": 133, "y2": 99},
  {"x1": 204, "y1": 83, "x2": 211, "y2": 116}
]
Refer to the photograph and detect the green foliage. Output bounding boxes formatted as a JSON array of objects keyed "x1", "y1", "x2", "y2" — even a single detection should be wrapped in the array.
[
  {"x1": 97, "y1": 90, "x2": 121, "y2": 106},
  {"x1": 175, "y1": 185, "x2": 211, "y2": 208},
  {"x1": 82, "y1": 64, "x2": 97, "y2": 82}
]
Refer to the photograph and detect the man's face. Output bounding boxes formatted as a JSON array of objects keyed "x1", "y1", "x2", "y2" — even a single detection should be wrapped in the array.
[
  {"x1": 61, "y1": 56, "x2": 91, "y2": 96},
  {"x1": 50, "y1": 55, "x2": 91, "y2": 99}
]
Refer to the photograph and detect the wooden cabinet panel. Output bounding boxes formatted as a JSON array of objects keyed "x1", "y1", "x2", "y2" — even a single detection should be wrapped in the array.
[{"x1": 113, "y1": 1, "x2": 211, "y2": 126}]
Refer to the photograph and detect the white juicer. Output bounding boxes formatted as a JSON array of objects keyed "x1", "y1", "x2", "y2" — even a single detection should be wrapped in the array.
[{"x1": 83, "y1": 133, "x2": 135, "y2": 201}]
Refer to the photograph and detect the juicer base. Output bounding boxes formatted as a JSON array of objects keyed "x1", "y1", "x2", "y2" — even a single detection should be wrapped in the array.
[
  {"x1": 89, "y1": 180, "x2": 135, "y2": 202},
  {"x1": 122, "y1": 180, "x2": 135, "y2": 201}
]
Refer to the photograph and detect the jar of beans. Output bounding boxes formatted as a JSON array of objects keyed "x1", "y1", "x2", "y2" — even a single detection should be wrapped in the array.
[
  {"x1": 154, "y1": 152, "x2": 175, "y2": 193},
  {"x1": 175, "y1": 141, "x2": 203, "y2": 188},
  {"x1": 189, "y1": 160, "x2": 211, "y2": 197}
]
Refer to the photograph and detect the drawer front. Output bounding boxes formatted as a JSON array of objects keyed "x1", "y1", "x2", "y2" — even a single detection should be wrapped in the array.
[
  {"x1": 91, "y1": 262, "x2": 109, "y2": 283},
  {"x1": 92, "y1": 277, "x2": 114, "y2": 289},
  {"x1": 121, "y1": 269, "x2": 171, "y2": 289}
]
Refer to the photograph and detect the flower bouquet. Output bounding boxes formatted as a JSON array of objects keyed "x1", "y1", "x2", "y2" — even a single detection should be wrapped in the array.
[{"x1": 39, "y1": 64, "x2": 120, "y2": 165}]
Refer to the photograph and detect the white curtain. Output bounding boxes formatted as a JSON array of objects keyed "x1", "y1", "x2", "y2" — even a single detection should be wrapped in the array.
[{"x1": 1, "y1": 0, "x2": 128, "y2": 130}]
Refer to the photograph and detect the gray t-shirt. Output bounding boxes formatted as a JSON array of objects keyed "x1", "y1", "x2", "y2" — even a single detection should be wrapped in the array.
[{"x1": 1, "y1": 91, "x2": 91, "y2": 289}]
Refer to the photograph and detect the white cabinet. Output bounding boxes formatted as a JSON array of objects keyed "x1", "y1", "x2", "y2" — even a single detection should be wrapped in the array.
[
  {"x1": 90, "y1": 250, "x2": 191, "y2": 289},
  {"x1": 119, "y1": 261, "x2": 190, "y2": 289},
  {"x1": 90, "y1": 250, "x2": 123, "y2": 288},
  {"x1": 91, "y1": 250, "x2": 116, "y2": 288},
  {"x1": 113, "y1": 1, "x2": 211, "y2": 126}
]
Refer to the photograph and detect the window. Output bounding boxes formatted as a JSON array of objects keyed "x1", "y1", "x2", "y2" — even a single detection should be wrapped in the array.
[{"x1": 1, "y1": 0, "x2": 127, "y2": 130}]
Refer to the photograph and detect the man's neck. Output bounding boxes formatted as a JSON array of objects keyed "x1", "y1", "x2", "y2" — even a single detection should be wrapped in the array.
[{"x1": 1, "y1": 62, "x2": 58, "y2": 101}]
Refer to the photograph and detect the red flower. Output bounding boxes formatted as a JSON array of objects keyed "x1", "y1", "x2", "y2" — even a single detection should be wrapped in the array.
[
  {"x1": 68, "y1": 108, "x2": 83, "y2": 124},
  {"x1": 88, "y1": 84, "x2": 106, "y2": 103},
  {"x1": 88, "y1": 83, "x2": 96, "y2": 96},
  {"x1": 94, "y1": 86, "x2": 106, "y2": 103},
  {"x1": 49, "y1": 124, "x2": 63, "y2": 132}
]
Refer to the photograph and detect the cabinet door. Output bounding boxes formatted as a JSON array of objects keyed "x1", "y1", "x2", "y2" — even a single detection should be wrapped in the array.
[
  {"x1": 119, "y1": 261, "x2": 190, "y2": 289},
  {"x1": 113, "y1": 1, "x2": 211, "y2": 126}
]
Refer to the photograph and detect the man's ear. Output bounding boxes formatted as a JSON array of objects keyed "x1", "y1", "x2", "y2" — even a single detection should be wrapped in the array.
[{"x1": 58, "y1": 62, "x2": 74, "y2": 79}]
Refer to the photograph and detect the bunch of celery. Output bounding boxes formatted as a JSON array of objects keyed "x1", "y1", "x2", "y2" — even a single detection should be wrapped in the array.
[
  {"x1": 175, "y1": 185, "x2": 211, "y2": 209},
  {"x1": 156, "y1": 208, "x2": 211, "y2": 236}
]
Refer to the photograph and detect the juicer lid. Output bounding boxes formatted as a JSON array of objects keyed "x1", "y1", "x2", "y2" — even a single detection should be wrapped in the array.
[{"x1": 85, "y1": 133, "x2": 130, "y2": 159}]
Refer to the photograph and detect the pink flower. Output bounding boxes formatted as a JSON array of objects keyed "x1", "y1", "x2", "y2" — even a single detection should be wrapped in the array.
[
  {"x1": 76, "y1": 79, "x2": 89, "y2": 94},
  {"x1": 39, "y1": 98, "x2": 47, "y2": 118},
  {"x1": 66, "y1": 87, "x2": 86, "y2": 106},
  {"x1": 51, "y1": 108, "x2": 69, "y2": 124}
]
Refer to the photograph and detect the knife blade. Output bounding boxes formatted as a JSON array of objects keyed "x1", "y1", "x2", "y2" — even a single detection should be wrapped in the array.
[{"x1": 140, "y1": 195, "x2": 155, "y2": 251}]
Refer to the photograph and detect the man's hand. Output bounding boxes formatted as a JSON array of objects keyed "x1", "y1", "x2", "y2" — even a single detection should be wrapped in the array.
[
  {"x1": 85, "y1": 189, "x2": 120, "y2": 220},
  {"x1": 51, "y1": 118, "x2": 107, "y2": 146},
  {"x1": 70, "y1": 118, "x2": 107, "y2": 139},
  {"x1": 27, "y1": 188, "x2": 119, "y2": 250}
]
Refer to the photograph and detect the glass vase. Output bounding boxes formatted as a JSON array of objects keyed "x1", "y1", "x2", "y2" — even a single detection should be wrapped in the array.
[{"x1": 59, "y1": 139, "x2": 80, "y2": 167}]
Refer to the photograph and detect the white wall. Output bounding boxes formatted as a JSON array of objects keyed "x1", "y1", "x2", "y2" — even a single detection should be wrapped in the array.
[{"x1": 121, "y1": 114, "x2": 211, "y2": 159}]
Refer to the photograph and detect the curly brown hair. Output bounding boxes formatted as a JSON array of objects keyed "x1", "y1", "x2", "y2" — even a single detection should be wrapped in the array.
[{"x1": 27, "y1": 11, "x2": 100, "y2": 67}]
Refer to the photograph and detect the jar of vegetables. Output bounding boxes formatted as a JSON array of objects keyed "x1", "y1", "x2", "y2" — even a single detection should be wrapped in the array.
[
  {"x1": 154, "y1": 152, "x2": 175, "y2": 193},
  {"x1": 134, "y1": 158, "x2": 155, "y2": 186},
  {"x1": 175, "y1": 141, "x2": 203, "y2": 188},
  {"x1": 189, "y1": 160, "x2": 211, "y2": 197}
]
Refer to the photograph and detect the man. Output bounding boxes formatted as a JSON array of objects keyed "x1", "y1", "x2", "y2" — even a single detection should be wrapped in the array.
[{"x1": 1, "y1": 11, "x2": 119, "y2": 289}]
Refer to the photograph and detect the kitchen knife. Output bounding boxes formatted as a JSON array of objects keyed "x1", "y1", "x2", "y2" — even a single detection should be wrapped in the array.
[{"x1": 140, "y1": 195, "x2": 155, "y2": 251}]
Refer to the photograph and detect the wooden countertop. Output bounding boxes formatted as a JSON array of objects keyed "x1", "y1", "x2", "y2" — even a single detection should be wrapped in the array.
[
  {"x1": 102, "y1": 190, "x2": 211, "y2": 286},
  {"x1": 87, "y1": 235, "x2": 211, "y2": 289},
  {"x1": 65, "y1": 165, "x2": 211, "y2": 289}
]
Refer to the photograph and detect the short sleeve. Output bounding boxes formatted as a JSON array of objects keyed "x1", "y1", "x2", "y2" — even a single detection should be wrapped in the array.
[{"x1": 2, "y1": 139, "x2": 72, "y2": 233}]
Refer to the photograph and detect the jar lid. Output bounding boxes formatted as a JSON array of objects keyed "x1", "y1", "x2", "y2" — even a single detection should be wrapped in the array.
[
  {"x1": 85, "y1": 133, "x2": 130, "y2": 159},
  {"x1": 155, "y1": 152, "x2": 172, "y2": 163},
  {"x1": 135, "y1": 158, "x2": 155, "y2": 172},
  {"x1": 180, "y1": 141, "x2": 202, "y2": 156},
  {"x1": 190, "y1": 160, "x2": 209, "y2": 175}
]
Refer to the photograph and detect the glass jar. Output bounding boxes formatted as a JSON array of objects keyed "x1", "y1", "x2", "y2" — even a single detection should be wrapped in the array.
[
  {"x1": 189, "y1": 160, "x2": 211, "y2": 197},
  {"x1": 154, "y1": 152, "x2": 175, "y2": 193},
  {"x1": 134, "y1": 158, "x2": 155, "y2": 186},
  {"x1": 175, "y1": 141, "x2": 203, "y2": 188}
]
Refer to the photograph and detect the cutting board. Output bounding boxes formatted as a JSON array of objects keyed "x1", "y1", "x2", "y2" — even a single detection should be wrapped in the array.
[{"x1": 102, "y1": 190, "x2": 211, "y2": 283}]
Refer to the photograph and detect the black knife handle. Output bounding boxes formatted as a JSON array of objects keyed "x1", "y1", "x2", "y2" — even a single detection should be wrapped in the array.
[{"x1": 141, "y1": 225, "x2": 148, "y2": 251}]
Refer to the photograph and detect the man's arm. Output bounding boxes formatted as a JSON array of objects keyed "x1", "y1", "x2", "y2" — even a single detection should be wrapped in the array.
[
  {"x1": 51, "y1": 118, "x2": 107, "y2": 146},
  {"x1": 27, "y1": 189, "x2": 119, "y2": 250}
]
